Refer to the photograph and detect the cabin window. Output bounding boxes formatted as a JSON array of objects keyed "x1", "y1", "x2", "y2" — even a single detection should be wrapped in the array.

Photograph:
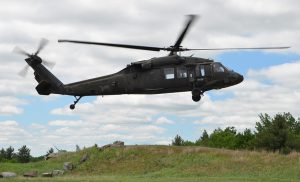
[
  {"x1": 177, "y1": 67, "x2": 187, "y2": 78},
  {"x1": 164, "y1": 68, "x2": 175, "y2": 79},
  {"x1": 200, "y1": 65, "x2": 205, "y2": 76},
  {"x1": 213, "y1": 63, "x2": 225, "y2": 73}
]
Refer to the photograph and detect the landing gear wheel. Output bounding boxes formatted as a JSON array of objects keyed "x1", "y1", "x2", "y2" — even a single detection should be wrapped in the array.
[
  {"x1": 192, "y1": 95, "x2": 201, "y2": 102},
  {"x1": 192, "y1": 88, "x2": 203, "y2": 102},
  {"x1": 69, "y1": 96, "x2": 83, "y2": 110},
  {"x1": 70, "y1": 104, "x2": 75, "y2": 110},
  {"x1": 192, "y1": 88, "x2": 201, "y2": 96}
]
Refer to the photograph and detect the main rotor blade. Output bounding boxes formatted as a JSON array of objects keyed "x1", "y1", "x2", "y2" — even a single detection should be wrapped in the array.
[
  {"x1": 12, "y1": 46, "x2": 30, "y2": 57},
  {"x1": 18, "y1": 65, "x2": 30, "y2": 77},
  {"x1": 35, "y1": 38, "x2": 49, "y2": 55},
  {"x1": 173, "y1": 15, "x2": 198, "y2": 50},
  {"x1": 186, "y1": 46, "x2": 290, "y2": 51},
  {"x1": 58, "y1": 39, "x2": 163, "y2": 52}
]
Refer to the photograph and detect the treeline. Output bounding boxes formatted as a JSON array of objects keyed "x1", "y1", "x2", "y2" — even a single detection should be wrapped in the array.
[
  {"x1": 172, "y1": 113, "x2": 300, "y2": 154},
  {"x1": 0, "y1": 145, "x2": 42, "y2": 163}
]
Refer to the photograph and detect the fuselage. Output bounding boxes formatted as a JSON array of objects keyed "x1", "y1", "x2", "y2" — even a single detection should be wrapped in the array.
[{"x1": 62, "y1": 55, "x2": 243, "y2": 96}]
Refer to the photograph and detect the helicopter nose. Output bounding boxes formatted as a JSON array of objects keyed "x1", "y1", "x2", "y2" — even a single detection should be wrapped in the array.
[
  {"x1": 237, "y1": 73, "x2": 244, "y2": 83},
  {"x1": 234, "y1": 73, "x2": 243, "y2": 84},
  {"x1": 229, "y1": 72, "x2": 243, "y2": 85}
]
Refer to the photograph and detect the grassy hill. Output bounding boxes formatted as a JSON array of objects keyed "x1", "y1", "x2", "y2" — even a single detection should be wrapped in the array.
[{"x1": 1, "y1": 145, "x2": 300, "y2": 181}]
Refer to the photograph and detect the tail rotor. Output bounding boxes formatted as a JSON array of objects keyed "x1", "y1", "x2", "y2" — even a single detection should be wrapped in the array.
[{"x1": 13, "y1": 38, "x2": 55, "y2": 77}]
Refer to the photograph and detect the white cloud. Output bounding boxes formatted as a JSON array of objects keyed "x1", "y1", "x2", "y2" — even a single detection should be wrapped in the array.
[
  {"x1": 48, "y1": 120, "x2": 85, "y2": 127},
  {"x1": 248, "y1": 61, "x2": 300, "y2": 88},
  {"x1": 194, "y1": 61, "x2": 300, "y2": 130},
  {"x1": 1, "y1": 0, "x2": 300, "y2": 155},
  {"x1": 0, "y1": 120, "x2": 32, "y2": 143},
  {"x1": 30, "y1": 123, "x2": 46, "y2": 129},
  {"x1": 155, "y1": 117, "x2": 174, "y2": 125},
  {"x1": 0, "y1": 97, "x2": 26, "y2": 115}
]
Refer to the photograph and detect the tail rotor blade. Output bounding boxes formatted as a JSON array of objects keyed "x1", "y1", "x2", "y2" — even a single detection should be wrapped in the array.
[
  {"x1": 43, "y1": 60, "x2": 56, "y2": 69},
  {"x1": 14, "y1": 38, "x2": 52, "y2": 78},
  {"x1": 18, "y1": 65, "x2": 30, "y2": 77},
  {"x1": 12, "y1": 46, "x2": 30, "y2": 57},
  {"x1": 35, "y1": 38, "x2": 49, "y2": 55}
]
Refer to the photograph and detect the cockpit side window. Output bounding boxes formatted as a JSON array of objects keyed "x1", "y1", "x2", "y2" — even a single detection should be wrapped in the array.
[
  {"x1": 164, "y1": 68, "x2": 175, "y2": 79},
  {"x1": 213, "y1": 63, "x2": 225, "y2": 73},
  {"x1": 177, "y1": 67, "x2": 187, "y2": 78}
]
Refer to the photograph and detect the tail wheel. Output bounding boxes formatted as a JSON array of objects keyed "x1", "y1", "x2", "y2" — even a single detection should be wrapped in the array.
[
  {"x1": 69, "y1": 96, "x2": 83, "y2": 110},
  {"x1": 70, "y1": 104, "x2": 75, "y2": 110}
]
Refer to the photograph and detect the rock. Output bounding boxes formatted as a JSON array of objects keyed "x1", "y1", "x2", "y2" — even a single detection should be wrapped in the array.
[
  {"x1": 42, "y1": 172, "x2": 53, "y2": 177},
  {"x1": 99, "y1": 144, "x2": 112, "y2": 150},
  {"x1": 52, "y1": 170, "x2": 64, "y2": 176},
  {"x1": 112, "y1": 141, "x2": 125, "y2": 146},
  {"x1": 63, "y1": 162, "x2": 75, "y2": 171},
  {"x1": 79, "y1": 153, "x2": 89, "y2": 164},
  {"x1": 23, "y1": 170, "x2": 38, "y2": 177},
  {"x1": 44, "y1": 153, "x2": 59, "y2": 160},
  {"x1": 0, "y1": 172, "x2": 17, "y2": 178},
  {"x1": 99, "y1": 141, "x2": 125, "y2": 151}
]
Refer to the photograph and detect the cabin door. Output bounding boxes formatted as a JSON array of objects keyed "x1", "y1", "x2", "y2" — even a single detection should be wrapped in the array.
[{"x1": 187, "y1": 66, "x2": 196, "y2": 83}]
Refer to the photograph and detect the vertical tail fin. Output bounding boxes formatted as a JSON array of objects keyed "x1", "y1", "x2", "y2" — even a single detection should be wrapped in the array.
[
  {"x1": 13, "y1": 39, "x2": 65, "y2": 95},
  {"x1": 31, "y1": 59, "x2": 65, "y2": 95}
]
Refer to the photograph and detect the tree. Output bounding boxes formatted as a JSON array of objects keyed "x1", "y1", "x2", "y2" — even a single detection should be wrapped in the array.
[
  {"x1": 0, "y1": 148, "x2": 5, "y2": 161},
  {"x1": 17, "y1": 145, "x2": 31, "y2": 163},
  {"x1": 236, "y1": 128, "x2": 255, "y2": 149},
  {"x1": 195, "y1": 130, "x2": 209, "y2": 146},
  {"x1": 76, "y1": 145, "x2": 81, "y2": 152},
  {"x1": 172, "y1": 134, "x2": 184, "y2": 146},
  {"x1": 208, "y1": 127, "x2": 238, "y2": 149},
  {"x1": 254, "y1": 113, "x2": 300, "y2": 152},
  {"x1": 182, "y1": 140, "x2": 195, "y2": 146},
  {"x1": 201, "y1": 130, "x2": 209, "y2": 141},
  {"x1": 6, "y1": 146, "x2": 14, "y2": 160}
]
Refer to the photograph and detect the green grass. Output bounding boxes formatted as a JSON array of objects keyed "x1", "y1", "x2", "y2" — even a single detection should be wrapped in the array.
[{"x1": 1, "y1": 145, "x2": 300, "y2": 181}]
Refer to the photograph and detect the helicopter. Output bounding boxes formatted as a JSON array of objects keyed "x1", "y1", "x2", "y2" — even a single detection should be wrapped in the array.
[{"x1": 14, "y1": 15, "x2": 289, "y2": 110}]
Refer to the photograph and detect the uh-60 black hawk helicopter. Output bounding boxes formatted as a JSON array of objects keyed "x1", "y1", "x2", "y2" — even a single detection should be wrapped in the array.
[{"x1": 14, "y1": 15, "x2": 289, "y2": 110}]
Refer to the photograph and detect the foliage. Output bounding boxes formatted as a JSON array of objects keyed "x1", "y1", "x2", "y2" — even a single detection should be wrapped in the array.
[
  {"x1": 173, "y1": 113, "x2": 300, "y2": 154},
  {"x1": 6, "y1": 146, "x2": 15, "y2": 160},
  {"x1": 195, "y1": 130, "x2": 209, "y2": 145},
  {"x1": 30, "y1": 155, "x2": 44, "y2": 162},
  {"x1": 0, "y1": 146, "x2": 38, "y2": 163},
  {"x1": 254, "y1": 112, "x2": 300, "y2": 153},
  {"x1": 208, "y1": 127, "x2": 238, "y2": 149},
  {"x1": 172, "y1": 134, "x2": 184, "y2": 146},
  {"x1": 0, "y1": 148, "x2": 5, "y2": 161},
  {"x1": 236, "y1": 128, "x2": 255, "y2": 149},
  {"x1": 17, "y1": 145, "x2": 31, "y2": 163},
  {"x1": 1, "y1": 146, "x2": 300, "y2": 181},
  {"x1": 182, "y1": 140, "x2": 195, "y2": 146}
]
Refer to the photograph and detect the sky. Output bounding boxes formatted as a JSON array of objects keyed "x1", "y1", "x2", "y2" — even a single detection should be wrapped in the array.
[{"x1": 1, "y1": 0, "x2": 300, "y2": 156}]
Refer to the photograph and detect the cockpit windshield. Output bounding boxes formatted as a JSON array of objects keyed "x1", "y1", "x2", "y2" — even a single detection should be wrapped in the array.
[{"x1": 213, "y1": 62, "x2": 226, "y2": 73}]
